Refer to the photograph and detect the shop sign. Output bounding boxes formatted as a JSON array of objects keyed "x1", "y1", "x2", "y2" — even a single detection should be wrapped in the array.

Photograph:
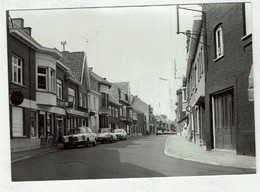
[{"x1": 10, "y1": 91, "x2": 24, "y2": 105}]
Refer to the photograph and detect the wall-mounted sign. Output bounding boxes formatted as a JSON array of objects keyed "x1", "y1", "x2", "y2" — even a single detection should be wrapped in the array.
[{"x1": 10, "y1": 91, "x2": 24, "y2": 105}]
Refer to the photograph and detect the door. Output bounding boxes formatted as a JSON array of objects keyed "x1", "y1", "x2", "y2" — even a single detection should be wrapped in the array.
[{"x1": 213, "y1": 90, "x2": 235, "y2": 150}]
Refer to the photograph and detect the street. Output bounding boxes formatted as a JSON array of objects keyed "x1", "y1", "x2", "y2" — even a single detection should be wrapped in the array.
[{"x1": 12, "y1": 135, "x2": 254, "y2": 181}]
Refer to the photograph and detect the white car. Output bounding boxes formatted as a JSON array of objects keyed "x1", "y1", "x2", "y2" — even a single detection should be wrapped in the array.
[
  {"x1": 96, "y1": 128, "x2": 117, "y2": 143},
  {"x1": 63, "y1": 127, "x2": 97, "y2": 148},
  {"x1": 113, "y1": 129, "x2": 127, "y2": 140}
]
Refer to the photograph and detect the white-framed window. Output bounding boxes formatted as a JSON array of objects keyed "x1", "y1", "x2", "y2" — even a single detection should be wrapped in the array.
[
  {"x1": 49, "y1": 69, "x2": 55, "y2": 93},
  {"x1": 68, "y1": 88, "x2": 75, "y2": 107},
  {"x1": 181, "y1": 87, "x2": 187, "y2": 102},
  {"x1": 37, "y1": 66, "x2": 47, "y2": 90},
  {"x1": 245, "y1": 3, "x2": 252, "y2": 36},
  {"x1": 79, "y1": 92, "x2": 83, "y2": 107},
  {"x1": 215, "y1": 25, "x2": 224, "y2": 59},
  {"x1": 12, "y1": 55, "x2": 23, "y2": 85},
  {"x1": 57, "y1": 79, "x2": 62, "y2": 99},
  {"x1": 37, "y1": 66, "x2": 56, "y2": 92}
]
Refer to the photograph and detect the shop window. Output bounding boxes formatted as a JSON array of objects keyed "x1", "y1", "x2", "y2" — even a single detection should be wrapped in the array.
[
  {"x1": 12, "y1": 106, "x2": 24, "y2": 137},
  {"x1": 30, "y1": 111, "x2": 37, "y2": 137},
  {"x1": 12, "y1": 54, "x2": 23, "y2": 85},
  {"x1": 57, "y1": 79, "x2": 62, "y2": 99},
  {"x1": 38, "y1": 112, "x2": 46, "y2": 138},
  {"x1": 215, "y1": 24, "x2": 224, "y2": 59}
]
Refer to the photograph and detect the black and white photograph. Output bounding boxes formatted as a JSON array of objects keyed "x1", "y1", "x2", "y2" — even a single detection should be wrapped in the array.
[{"x1": 0, "y1": 0, "x2": 259, "y2": 191}]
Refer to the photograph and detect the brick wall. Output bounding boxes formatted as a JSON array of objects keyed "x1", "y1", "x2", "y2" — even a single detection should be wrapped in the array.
[
  {"x1": 203, "y1": 3, "x2": 255, "y2": 155},
  {"x1": 8, "y1": 34, "x2": 36, "y2": 101}
]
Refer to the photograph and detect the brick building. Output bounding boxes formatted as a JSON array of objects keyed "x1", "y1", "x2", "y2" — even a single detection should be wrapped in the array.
[
  {"x1": 60, "y1": 52, "x2": 90, "y2": 132},
  {"x1": 8, "y1": 18, "x2": 63, "y2": 152},
  {"x1": 203, "y1": 3, "x2": 255, "y2": 155}
]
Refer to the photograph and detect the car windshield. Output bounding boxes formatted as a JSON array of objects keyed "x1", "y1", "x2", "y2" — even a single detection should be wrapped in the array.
[
  {"x1": 100, "y1": 129, "x2": 111, "y2": 133},
  {"x1": 68, "y1": 128, "x2": 82, "y2": 135},
  {"x1": 114, "y1": 129, "x2": 122, "y2": 133}
]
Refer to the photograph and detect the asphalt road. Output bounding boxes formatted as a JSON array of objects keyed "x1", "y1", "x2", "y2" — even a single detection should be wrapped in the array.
[{"x1": 11, "y1": 135, "x2": 255, "y2": 181}]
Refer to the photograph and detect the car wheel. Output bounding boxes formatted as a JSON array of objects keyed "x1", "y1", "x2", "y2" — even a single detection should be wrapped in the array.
[
  {"x1": 93, "y1": 140, "x2": 96, "y2": 146},
  {"x1": 63, "y1": 144, "x2": 68, "y2": 149},
  {"x1": 110, "y1": 137, "x2": 113, "y2": 143}
]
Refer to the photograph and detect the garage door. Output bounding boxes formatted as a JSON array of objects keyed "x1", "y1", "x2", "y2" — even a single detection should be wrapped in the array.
[{"x1": 12, "y1": 106, "x2": 24, "y2": 137}]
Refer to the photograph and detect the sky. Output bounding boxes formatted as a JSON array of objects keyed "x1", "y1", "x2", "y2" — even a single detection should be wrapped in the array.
[{"x1": 10, "y1": 4, "x2": 201, "y2": 120}]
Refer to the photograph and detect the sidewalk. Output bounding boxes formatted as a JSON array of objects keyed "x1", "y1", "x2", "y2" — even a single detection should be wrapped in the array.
[
  {"x1": 11, "y1": 145, "x2": 61, "y2": 163},
  {"x1": 164, "y1": 135, "x2": 256, "y2": 170}
]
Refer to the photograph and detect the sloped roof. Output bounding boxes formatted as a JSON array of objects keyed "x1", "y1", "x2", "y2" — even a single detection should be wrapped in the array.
[
  {"x1": 89, "y1": 69, "x2": 111, "y2": 87},
  {"x1": 112, "y1": 82, "x2": 129, "y2": 94},
  {"x1": 60, "y1": 51, "x2": 85, "y2": 82}
]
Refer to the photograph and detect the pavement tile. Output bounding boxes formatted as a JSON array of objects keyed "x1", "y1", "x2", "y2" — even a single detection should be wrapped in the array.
[{"x1": 164, "y1": 135, "x2": 256, "y2": 169}]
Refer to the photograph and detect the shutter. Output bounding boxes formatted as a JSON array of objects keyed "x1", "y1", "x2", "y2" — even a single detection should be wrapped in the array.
[{"x1": 12, "y1": 106, "x2": 24, "y2": 137}]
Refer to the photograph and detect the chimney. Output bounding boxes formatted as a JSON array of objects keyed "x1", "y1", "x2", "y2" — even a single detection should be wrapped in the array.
[
  {"x1": 12, "y1": 18, "x2": 24, "y2": 28},
  {"x1": 23, "y1": 27, "x2": 32, "y2": 36}
]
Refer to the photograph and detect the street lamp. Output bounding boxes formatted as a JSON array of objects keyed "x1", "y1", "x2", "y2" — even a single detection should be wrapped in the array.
[{"x1": 158, "y1": 77, "x2": 174, "y2": 111}]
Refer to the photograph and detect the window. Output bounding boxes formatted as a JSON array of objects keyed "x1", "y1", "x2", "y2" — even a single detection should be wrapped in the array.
[
  {"x1": 83, "y1": 94, "x2": 87, "y2": 108},
  {"x1": 215, "y1": 25, "x2": 224, "y2": 58},
  {"x1": 88, "y1": 95, "x2": 91, "y2": 108},
  {"x1": 93, "y1": 97, "x2": 96, "y2": 110},
  {"x1": 37, "y1": 67, "x2": 47, "y2": 90},
  {"x1": 37, "y1": 66, "x2": 55, "y2": 92},
  {"x1": 30, "y1": 111, "x2": 37, "y2": 137},
  {"x1": 244, "y1": 3, "x2": 252, "y2": 35},
  {"x1": 79, "y1": 92, "x2": 83, "y2": 107},
  {"x1": 12, "y1": 106, "x2": 24, "y2": 137},
  {"x1": 57, "y1": 79, "x2": 62, "y2": 99},
  {"x1": 111, "y1": 107, "x2": 115, "y2": 117},
  {"x1": 50, "y1": 69, "x2": 55, "y2": 92},
  {"x1": 115, "y1": 108, "x2": 118, "y2": 117},
  {"x1": 182, "y1": 87, "x2": 187, "y2": 102},
  {"x1": 12, "y1": 55, "x2": 23, "y2": 85},
  {"x1": 68, "y1": 88, "x2": 75, "y2": 107}
]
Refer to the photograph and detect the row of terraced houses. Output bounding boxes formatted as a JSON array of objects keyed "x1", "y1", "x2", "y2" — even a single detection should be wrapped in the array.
[
  {"x1": 7, "y1": 16, "x2": 173, "y2": 152},
  {"x1": 175, "y1": 3, "x2": 255, "y2": 156}
]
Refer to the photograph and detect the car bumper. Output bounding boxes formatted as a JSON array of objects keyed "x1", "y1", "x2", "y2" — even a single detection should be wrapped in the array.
[{"x1": 97, "y1": 137, "x2": 111, "y2": 142}]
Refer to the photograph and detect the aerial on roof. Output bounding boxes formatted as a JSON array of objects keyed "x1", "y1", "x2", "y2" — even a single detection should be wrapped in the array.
[{"x1": 60, "y1": 51, "x2": 85, "y2": 82}]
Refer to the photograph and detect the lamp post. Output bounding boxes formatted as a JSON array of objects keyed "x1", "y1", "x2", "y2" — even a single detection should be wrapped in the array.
[{"x1": 158, "y1": 77, "x2": 173, "y2": 112}]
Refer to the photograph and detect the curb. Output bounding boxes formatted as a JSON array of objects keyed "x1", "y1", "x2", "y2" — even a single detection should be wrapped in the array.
[
  {"x1": 163, "y1": 147, "x2": 256, "y2": 170},
  {"x1": 11, "y1": 149, "x2": 59, "y2": 163}
]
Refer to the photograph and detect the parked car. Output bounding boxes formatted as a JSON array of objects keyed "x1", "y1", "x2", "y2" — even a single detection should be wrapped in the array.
[
  {"x1": 63, "y1": 127, "x2": 97, "y2": 148},
  {"x1": 156, "y1": 130, "x2": 163, "y2": 135},
  {"x1": 96, "y1": 128, "x2": 117, "y2": 143},
  {"x1": 163, "y1": 130, "x2": 170, "y2": 134},
  {"x1": 113, "y1": 129, "x2": 127, "y2": 140}
]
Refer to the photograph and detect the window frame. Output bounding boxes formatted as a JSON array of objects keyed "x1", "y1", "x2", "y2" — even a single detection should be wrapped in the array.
[
  {"x1": 56, "y1": 78, "x2": 63, "y2": 99},
  {"x1": 214, "y1": 25, "x2": 224, "y2": 59},
  {"x1": 12, "y1": 54, "x2": 23, "y2": 85}
]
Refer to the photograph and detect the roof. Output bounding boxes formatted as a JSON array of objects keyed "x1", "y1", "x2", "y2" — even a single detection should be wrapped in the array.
[
  {"x1": 112, "y1": 82, "x2": 130, "y2": 94},
  {"x1": 60, "y1": 51, "x2": 85, "y2": 82},
  {"x1": 89, "y1": 69, "x2": 111, "y2": 87}
]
